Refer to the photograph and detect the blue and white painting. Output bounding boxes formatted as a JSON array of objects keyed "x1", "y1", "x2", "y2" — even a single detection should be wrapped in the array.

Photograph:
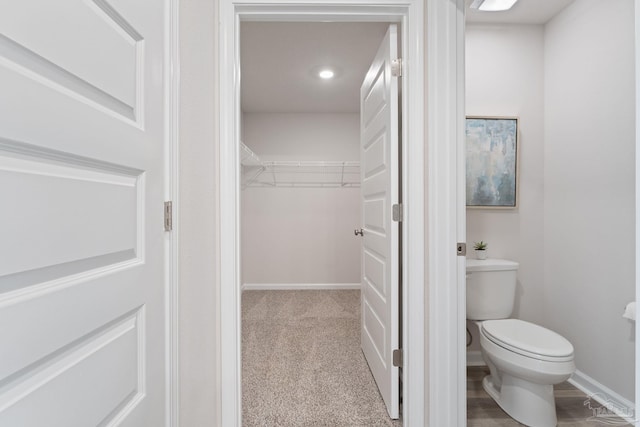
[{"x1": 466, "y1": 118, "x2": 518, "y2": 207}]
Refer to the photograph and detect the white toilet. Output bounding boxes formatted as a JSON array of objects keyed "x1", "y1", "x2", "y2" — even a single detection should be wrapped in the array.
[{"x1": 467, "y1": 258, "x2": 575, "y2": 427}]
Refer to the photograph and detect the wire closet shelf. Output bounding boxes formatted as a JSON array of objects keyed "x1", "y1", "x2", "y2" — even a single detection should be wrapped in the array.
[{"x1": 241, "y1": 142, "x2": 360, "y2": 189}]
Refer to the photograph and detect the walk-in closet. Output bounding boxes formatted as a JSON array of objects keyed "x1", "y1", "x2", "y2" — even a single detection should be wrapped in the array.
[
  {"x1": 240, "y1": 116, "x2": 361, "y2": 289},
  {"x1": 238, "y1": 21, "x2": 401, "y2": 426}
]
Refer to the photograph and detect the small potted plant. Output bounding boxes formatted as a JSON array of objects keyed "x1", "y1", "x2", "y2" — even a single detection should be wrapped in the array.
[{"x1": 473, "y1": 241, "x2": 488, "y2": 260}]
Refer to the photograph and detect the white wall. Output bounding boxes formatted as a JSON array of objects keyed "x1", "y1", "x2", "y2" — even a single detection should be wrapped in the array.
[
  {"x1": 243, "y1": 113, "x2": 359, "y2": 161},
  {"x1": 544, "y1": 0, "x2": 635, "y2": 402},
  {"x1": 177, "y1": 2, "x2": 635, "y2": 424},
  {"x1": 466, "y1": 0, "x2": 636, "y2": 404},
  {"x1": 178, "y1": 0, "x2": 220, "y2": 425},
  {"x1": 465, "y1": 24, "x2": 546, "y2": 351},
  {"x1": 176, "y1": 2, "x2": 455, "y2": 425},
  {"x1": 242, "y1": 113, "x2": 361, "y2": 285}
]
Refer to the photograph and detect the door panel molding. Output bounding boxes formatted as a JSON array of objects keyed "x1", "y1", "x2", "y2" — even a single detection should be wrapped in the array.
[
  {"x1": 360, "y1": 23, "x2": 399, "y2": 418},
  {"x1": 0, "y1": 0, "x2": 146, "y2": 125},
  {"x1": 0, "y1": 0, "x2": 177, "y2": 424},
  {"x1": 0, "y1": 34, "x2": 137, "y2": 121},
  {"x1": 0, "y1": 308, "x2": 145, "y2": 421}
]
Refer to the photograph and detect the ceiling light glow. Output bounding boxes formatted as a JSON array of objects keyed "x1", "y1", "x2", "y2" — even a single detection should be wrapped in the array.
[
  {"x1": 470, "y1": 0, "x2": 519, "y2": 11},
  {"x1": 319, "y1": 69, "x2": 335, "y2": 79}
]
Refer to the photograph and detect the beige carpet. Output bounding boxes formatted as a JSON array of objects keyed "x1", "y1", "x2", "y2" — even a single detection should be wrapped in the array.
[{"x1": 242, "y1": 290, "x2": 402, "y2": 427}]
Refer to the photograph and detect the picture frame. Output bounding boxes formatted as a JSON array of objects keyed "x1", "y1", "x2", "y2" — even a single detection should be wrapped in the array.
[{"x1": 466, "y1": 116, "x2": 519, "y2": 208}]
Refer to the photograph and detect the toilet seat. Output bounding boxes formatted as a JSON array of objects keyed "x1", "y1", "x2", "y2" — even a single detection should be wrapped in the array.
[{"x1": 481, "y1": 319, "x2": 574, "y2": 362}]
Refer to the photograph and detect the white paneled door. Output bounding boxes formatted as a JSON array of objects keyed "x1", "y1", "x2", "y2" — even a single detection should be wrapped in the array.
[
  {"x1": 0, "y1": 1, "x2": 167, "y2": 425},
  {"x1": 360, "y1": 24, "x2": 400, "y2": 419}
]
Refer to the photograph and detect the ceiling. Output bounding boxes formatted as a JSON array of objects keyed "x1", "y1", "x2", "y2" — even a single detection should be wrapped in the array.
[
  {"x1": 466, "y1": 0, "x2": 574, "y2": 24},
  {"x1": 241, "y1": 22, "x2": 388, "y2": 114},
  {"x1": 241, "y1": 0, "x2": 575, "y2": 114}
]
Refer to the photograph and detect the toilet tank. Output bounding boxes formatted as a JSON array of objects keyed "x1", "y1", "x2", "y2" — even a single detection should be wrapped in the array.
[{"x1": 466, "y1": 259, "x2": 519, "y2": 321}]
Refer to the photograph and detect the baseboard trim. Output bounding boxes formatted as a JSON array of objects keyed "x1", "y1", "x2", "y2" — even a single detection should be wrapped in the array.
[
  {"x1": 466, "y1": 350, "x2": 486, "y2": 367},
  {"x1": 568, "y1": 369, "x2": 636, "y2": 424},
  {"x1": 241, "y1": 283, "x2": 361, "y2": 291}
]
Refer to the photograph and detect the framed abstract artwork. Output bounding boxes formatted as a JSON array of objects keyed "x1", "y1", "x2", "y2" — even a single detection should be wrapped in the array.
[{"x1": 466, "y1": 116, "x2": 519, "y2": 208}]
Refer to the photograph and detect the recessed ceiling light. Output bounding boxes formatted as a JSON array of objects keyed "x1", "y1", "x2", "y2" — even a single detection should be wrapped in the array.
[
  {"x1": 470, "y1": 0, "x2": 519, "y2": 11},
  {"x1": 318, "y1": 69, "x2": 335, "y2": 79}
]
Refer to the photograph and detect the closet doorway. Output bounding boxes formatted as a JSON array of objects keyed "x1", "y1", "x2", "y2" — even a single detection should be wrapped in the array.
[
  {"x1": 217, "y1": 1, "x2": 437, "y2": 425},
  {"x1": 240, "y1": 21, "x2": 401, "y2": 425}
]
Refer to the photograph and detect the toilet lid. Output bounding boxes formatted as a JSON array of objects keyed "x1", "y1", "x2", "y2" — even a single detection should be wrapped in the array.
[{"x1": 481, "y1": 319, "x2": 574, "y2": 360}]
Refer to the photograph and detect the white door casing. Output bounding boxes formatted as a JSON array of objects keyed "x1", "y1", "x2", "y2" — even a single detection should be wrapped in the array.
[
  {"x1": 219, "y1": 1, "x2": 428, "y2": 425},
  {"x1": 425, "y1": 1, "x2": 468, "y2": 425},
  {"x1": 360, "y1": 24, "x2": 400, "y2": 419},
  {"x1": 0, "y1": 0, "x2": 167, "y2": 425}
]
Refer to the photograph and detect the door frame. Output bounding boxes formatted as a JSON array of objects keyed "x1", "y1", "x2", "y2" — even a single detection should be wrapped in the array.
[
  {"x1": 636, "y1": 0, "x2": 640, "y2": 422},
  {"x1": 217, "y1": 1, "x2": 465, "y2": 426},
  {"x1": 164, "y1": 0, "x2": 180, "y2": 427},
  {"x1": 165, "y1": 0, "x2": 180, "y2": 425}
]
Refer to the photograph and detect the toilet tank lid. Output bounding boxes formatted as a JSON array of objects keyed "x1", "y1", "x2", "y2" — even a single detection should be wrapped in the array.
[{"x1": 466, "y1": 258, "x2": 519, "y2": 272}]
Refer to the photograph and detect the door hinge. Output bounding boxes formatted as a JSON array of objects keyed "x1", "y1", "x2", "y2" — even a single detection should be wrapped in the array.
[
  {"x1": 393, "y1": 349, "x2": 403, "y2": 367},
  {"x1": 391, "y1": 58, "x2": 402, "y2": 77},
  {"x1": 164, "y1": 201, "x2": 173, "y2": 231},
  {"x1": 457, "y1": 242, "x2": 466, "y2": 256},
  {"x1": 392, "y1": 203, "x2": 403, "y2": 222}
]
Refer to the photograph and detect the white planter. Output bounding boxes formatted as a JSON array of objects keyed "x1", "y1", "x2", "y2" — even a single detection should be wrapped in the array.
[{"x1": 475, "y1": 250, "x2": 487, "y2": 260}]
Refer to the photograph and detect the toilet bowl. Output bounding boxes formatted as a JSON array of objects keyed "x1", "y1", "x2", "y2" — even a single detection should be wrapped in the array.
[
  {"x1": 467, "y1": 259, "x2": 575, "y2": 427},
  {"x1": 478, "y1": 319, "x2": 575, "y2": 427}
]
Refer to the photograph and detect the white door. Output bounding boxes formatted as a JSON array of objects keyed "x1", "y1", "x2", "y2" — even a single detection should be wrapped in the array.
[
  {"x1": 360, "y1": 24, "x2": 400, "y2": 419},
  {"x1": 0, "y1": 1, "x2": 167, "y2": 425}
]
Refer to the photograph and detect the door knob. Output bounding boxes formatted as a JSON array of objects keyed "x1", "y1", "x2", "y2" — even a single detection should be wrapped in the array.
[{"x1": 354, "y1": 228, "x2": 364, "y2": 236}]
